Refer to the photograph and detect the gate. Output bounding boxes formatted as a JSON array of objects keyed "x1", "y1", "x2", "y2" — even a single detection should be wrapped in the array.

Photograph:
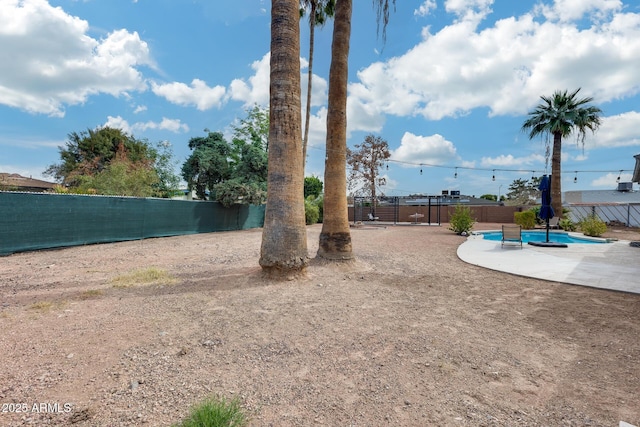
[{"x1": 353, "y1": 196, "x2": 400, "y2": 224}]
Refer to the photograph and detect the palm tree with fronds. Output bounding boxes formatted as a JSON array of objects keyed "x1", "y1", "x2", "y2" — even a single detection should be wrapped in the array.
[
  {"x1": 521, "y1": 88, "x2": 602, "y2": 217},
  {"x1": 300, "y1": 0, "x2": 335, "y2": 172},
  {"x1": 318, "y1": 0, "x2": 395, "y2": 260}
]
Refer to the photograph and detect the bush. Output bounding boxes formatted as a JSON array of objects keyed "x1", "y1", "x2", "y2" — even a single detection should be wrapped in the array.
[
  {"x1": 174, "y1": 397, "x2": 249, "y2": 427},
  {"x1": 304, "y1": 198, "x2": 320, "y2": 225},
  {"x1": 579, "y1": 214, "x2": 607, "y2": 237},
  {"x1": 530, "y1": 206, "x2": 543, "y2": 225},
  {"x1": 514, "y1": 210, "x2": 536, "y2": 229},
  {"x1": 173, "y1": 395, "x2": 248, "y2": 427},
  {"x1": 448, "y1": 204, "x2": 475, "y2": 234},
  {"x1": 558, "y1": 218, "x2": 576, "y2": 231}
]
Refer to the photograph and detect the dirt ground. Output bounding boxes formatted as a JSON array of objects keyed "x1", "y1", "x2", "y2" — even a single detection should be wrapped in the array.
[{"x1": 1, "y1": 223, "x2": 639, "y2": 427}]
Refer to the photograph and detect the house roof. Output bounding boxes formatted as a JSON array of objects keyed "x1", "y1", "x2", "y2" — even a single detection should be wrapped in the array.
[
  {"x1": 0, "y1": 173, "x2": 57, "y2": 191},
  {"x1": 564, "y1": 187, "x2": 640, "y2": 204}
]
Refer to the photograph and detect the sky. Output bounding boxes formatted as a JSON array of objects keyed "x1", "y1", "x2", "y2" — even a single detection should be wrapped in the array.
[{"x1": 1, "y1": 0, "x2": 640, "y2": 199}]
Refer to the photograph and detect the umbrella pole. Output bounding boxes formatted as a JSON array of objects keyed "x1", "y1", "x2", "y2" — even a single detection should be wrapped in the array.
[{"x1": 546, "y1": 218, "x2": 550, "y2": 242}]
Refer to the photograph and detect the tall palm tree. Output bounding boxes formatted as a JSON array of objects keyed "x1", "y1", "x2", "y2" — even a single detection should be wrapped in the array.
[
  {"x1": 317, "y1": 0, "x2": 352, "y2": 260},
  {"x1": 300, "y1": 0, "x2": 335, "y2": 172},
  {"x1": 521, "y1": 88, "x2": 602, "y2": 216},
  {"x1": 318, "y1": 0, "x2": 394, "y2": 260},
  {"x1": 259, "y1": 0, "x2": 308, "y2": 276}
]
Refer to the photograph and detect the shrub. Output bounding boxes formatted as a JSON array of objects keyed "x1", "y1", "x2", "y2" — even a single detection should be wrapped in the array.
[
  {"x1": 173, "y1": 396, "x2": 248, "y2": 427},
  {"x1": 514, "y1": 210, "x2": 536, "y2": 229},
  {"x1": 304, "y1": 198, "x2": 320, "y2": 225},
  {"x1": 448, "y1": 204, "x2": 475, "y2": 234},
  {"x1": 558, "y1": 218, "x2": 576, "y2": 231},
  {"x1": 579, "y1": 214, "x2": 607, "y2": 237},
  {"x1": 530, "y1": 206, "x2": 543, "y2": 225}
]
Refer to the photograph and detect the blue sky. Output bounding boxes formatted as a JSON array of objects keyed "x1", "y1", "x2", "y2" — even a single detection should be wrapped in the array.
[{"x1": 1, "y1": 0, "x2": 640, "y2": 198}]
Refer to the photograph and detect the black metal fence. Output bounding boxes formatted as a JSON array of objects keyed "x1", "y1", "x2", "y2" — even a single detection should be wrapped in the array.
[{"x1": 567, "y1": 203, "x2": 640, "y2": 227}]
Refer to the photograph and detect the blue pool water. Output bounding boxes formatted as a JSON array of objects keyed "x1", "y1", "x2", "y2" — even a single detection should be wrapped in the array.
[{"x1": 477, "y1": 230, "x2": 605, "y2": 244}]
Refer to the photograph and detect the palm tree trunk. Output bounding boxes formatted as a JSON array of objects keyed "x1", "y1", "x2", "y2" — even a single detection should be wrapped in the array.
[
  {"x1": 551, "y1": 131, "x2": 563, "y2": 217},
  {"x1": 302, "y1": 1, "x2": 316, "y2": 173},
  {"x1": 259, "y1": 0, "x2": 308, "y2": 276},
  {"x1": 317, "y1": 0, "x2": 353, "y2": 260}
]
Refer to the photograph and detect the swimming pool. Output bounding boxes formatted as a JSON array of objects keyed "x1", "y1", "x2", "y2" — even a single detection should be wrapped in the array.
[{"x1": 475, "y1": 230, "x2": 606, "y2": 244}]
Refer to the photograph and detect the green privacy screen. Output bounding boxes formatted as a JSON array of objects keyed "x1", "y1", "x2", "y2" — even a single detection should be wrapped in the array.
[{"x1": 0, "y1": 192, "x2": 265, "y2": 255}]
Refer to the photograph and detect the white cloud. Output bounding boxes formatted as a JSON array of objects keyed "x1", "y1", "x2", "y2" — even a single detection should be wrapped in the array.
[
  {"x1": 445, "y1": 0, "x2": 494, "y2": 23},
  {"x1": 150, "y1": 79, "x2": 226, "y2": 110},
  {"x1": 415, "y1": 1, "x2": 437, "y2": 17},
  {"x1": 591, "y1": 171, "x2": 632, "y2": 187},
  {"x1": 391, "y1": 132, "x2": 459, "y2": 165},
  {"x1": 583, "y1": 111, "x2": 640, "y2": 148},
  {"x1": 229, "y1": 53, "x2": 271, "y2": 107},
  {"x1": 0, "y1": 0, "x2": 154, "y2": 117},
  {"x1": 104, "y1": 116, "x2": 189, "y2": 134},
  {"x1": 535, "y1": 0, "x2": 623, "y2": 22},
  {"x1": 347, "y1": 4, "x2": 640, "y2": 122},
  {"x1": 480, "y1": 153, "x2": 545, "y2": 167}
]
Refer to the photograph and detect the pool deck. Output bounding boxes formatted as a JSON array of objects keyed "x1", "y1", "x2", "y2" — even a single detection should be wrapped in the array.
[{"x1": 458, "y1": 233, "x2": 640, "y2": 295}]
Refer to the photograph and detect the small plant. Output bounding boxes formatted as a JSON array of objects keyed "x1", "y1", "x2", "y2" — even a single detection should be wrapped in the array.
[
  {"x1": 111, "y1": 267, "x2": 177, "y2": 288},
  {"x1": 558, "y1": 218, "x2": 576, "y2": 231},
  {"x1": 579, "y1": 214, "x2": 607, "y2": 237},
  {"x1": 173, "y1": 396, "x2": 248, "y2": 427},
  {"x1": 29, "y1": 301, "x2": 54, "y2": 311},
  {"x1": 529, "y1": 206, "x2": 543, "y2": 225},
  {"x1": 448, "y1": 204, "x2": 476, "y2": 234},
  {"x1": 79, "y1": 289, "x2": 104, "y2": 300},
  {"x1": 304, "y1": 197, "x2": 320, "y2": 225},
  {"x1": 514, "y1": 210, "x2": 536, "y2": 229}
]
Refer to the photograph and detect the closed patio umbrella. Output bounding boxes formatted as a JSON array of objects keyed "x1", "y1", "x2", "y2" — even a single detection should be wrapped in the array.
[{"x1": 538, "y1": 174, "x2": 554, "y2": 243}]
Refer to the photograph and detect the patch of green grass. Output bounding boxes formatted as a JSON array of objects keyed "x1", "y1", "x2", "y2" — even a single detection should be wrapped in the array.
[
  {"x1": 79, "y1": 289, "x2": 104, "y2": 300},
  {"x1": 29, "y1": 301, "x2": 53, "y2": 311},
  {"x1": 173, "y1": 396, "x2": 248, "y2": 427},
  {"x1": 111, "y1": 267, "x2": 177, "y2": 288}
]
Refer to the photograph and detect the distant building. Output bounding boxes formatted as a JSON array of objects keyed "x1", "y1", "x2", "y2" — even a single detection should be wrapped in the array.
[
  {"x1": 564, "y1": 182, "x2": 640, "y2": 205},
  {"x1": 0, "y1": 173, "x2": 57, "y2": 192}
]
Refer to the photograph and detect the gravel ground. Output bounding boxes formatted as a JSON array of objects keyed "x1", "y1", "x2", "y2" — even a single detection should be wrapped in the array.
[{"x1": 1, "y1": 223, "x2": 639, "y2": 426}]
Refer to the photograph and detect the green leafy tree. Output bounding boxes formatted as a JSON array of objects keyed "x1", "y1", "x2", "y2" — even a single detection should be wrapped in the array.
[
  {"x1": 76, "y1": 157, "x2": 159, "y2": 197},
  {"x1": 480, "y1": 194, "x2": 497, "y2": 201},
  {"x1": 44, "y1": 126, "x2": 179, "y2": 197},
  {"x1": 505, "y1": 177, "x2": 541, "y2": 206},
  {"x1": 181, "y1": 132, "x2": 231, "y2": 200},
  {"x1": 45, "y1": 127, "x2": 156, "y2": 186},
  {"x1": 521, "y1": 88, "x2": 602, "y2": 216},
  {"x1": 183, "y1": 107, "x2": 270, "y2": 206},
  {"x1": 213, "y1": 107, "x2": 269, "y2": 207},
  {"x1": 304, "y1": 175, "x2": 323, "y2": 198},
  {"x1": 153, "y1": 141, "x2": 182, "y2": 198}
]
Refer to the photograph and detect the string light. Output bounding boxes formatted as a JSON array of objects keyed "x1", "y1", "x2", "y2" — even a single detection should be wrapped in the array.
[
  {"x1": 420, "y1": 165, "x2": 423, "y2": 175},
  {"x1": 454, "y1": 167, "x2": 458, "y2": 179},
  {"x1": 305, "y1": 143, "x2": 632, "y2": 181},
  {"x1": 616, "y1": 170, "x2": 622, "y2": 183},
  {"x1": 492, "y1": 170, "x2": 496, "y2": 181},
  {"x1": 531, "y1": 170, "x2": 535, "y2": 180},
  {"x1": 574, "y1": 171, "x2": 578, "y2": 183}
]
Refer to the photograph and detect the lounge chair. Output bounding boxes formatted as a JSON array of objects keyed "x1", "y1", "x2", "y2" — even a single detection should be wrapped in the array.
[
  {"x1": 548, "y1": 216, "x2": 560, "y2": 229},
  {"x1": 502, "y1": 224, "x2": 522, "y2": 248}
]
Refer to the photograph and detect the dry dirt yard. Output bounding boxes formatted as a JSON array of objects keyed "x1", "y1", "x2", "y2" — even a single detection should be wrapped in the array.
[{"x1": 0, "y1": 223, "x2": 639, "y2": 427}]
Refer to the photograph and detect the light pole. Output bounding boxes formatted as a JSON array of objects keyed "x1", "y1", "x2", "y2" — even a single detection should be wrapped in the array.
[{"x1": 498, "y1": 184, "x2": 503, "y2": 203}]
